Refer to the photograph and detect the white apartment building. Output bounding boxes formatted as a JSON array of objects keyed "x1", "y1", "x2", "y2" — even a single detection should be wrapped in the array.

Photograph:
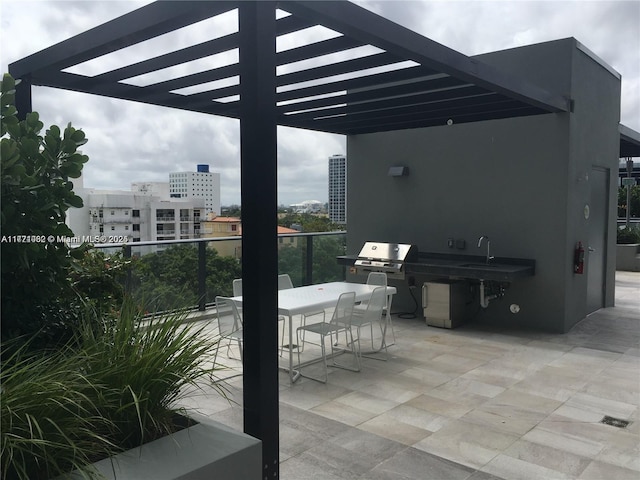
[
  {"x1": 68, "y1": 176, "x2": 204, "y2": 246},
  {"x1": 169, "y1": 164, "x2": 221, "y2": 215},
  {"x1": 328, "y1": 154, "x2": 347, "y2": 224}
]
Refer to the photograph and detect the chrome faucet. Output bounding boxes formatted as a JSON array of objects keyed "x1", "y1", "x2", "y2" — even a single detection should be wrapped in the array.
[{"x1": 477, "y1": 236, "x2": 494, "y2": 264}]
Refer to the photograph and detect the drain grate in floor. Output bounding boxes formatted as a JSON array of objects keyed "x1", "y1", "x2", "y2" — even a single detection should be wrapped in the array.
[{"x1": 601, "y1": 416, "x2": 631, "y2": 428}]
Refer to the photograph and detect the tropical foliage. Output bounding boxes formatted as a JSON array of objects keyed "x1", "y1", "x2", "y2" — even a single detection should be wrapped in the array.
[
  {"x1": 618, "y1": 185, "x2": 640, "y2": 218},
  {"x1": 129, "y1": 244, "x2": 241, "y2": 311},
  {"x1": 1, "y1": 73, "x2": 90, "y2": 343}
]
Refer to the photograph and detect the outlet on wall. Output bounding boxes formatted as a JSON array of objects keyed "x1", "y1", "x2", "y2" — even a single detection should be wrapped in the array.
[{"x1": 447, "y1": 237, "x2": 455, "y2": 248}]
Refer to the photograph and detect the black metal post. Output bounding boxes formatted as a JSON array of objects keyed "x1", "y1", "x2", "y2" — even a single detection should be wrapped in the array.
[
  {"x1": 123, "y1": 244, "x2": 132, "y2": 296},
  {"x1": 305, "y1": 235, "x2": 314, "y2": 286},
  {"x1": 626, "y1": 158, "x2": 633, "y2": 228},
  {"x1": 238, "y1": 2, "x2": 279, "y2": 478},
  {"x1": 10, "y1": 73, "x2": 31, "y2": 120},
  {"x1": 198, "y1": 241, "x2": 206, "y2": 311}
]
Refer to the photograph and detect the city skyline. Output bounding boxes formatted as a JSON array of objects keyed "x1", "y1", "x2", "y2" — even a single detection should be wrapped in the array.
[{"x1": 1, "y1": 1, "x2": 638, "y2": 206}]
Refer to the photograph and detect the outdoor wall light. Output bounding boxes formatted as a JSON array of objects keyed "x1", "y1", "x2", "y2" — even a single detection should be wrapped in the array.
[{"x1": 388, "y1": 166, "x2": 409, "y2": 177}]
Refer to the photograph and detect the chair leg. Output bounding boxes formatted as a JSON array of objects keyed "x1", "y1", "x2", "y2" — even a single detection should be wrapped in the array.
[
  {"x1": 332, "y1": 328, "x2": 360, "y2": 373},
  {"x1": 278, "y1": 319, "x2": 285, "y2": 356}
]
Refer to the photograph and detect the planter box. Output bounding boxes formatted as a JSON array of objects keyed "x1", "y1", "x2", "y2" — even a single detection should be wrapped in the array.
[
  {"x1": 59, "y1": 414, "x2": 261, "y2": 480},
  {"x1": 616, "y1": 243, "x2": 640, "y2": 272}
]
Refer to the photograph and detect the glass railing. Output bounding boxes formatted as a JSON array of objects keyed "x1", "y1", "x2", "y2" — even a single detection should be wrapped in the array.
[{"x1": 95, "y1": 231, "x2": 347, "y2": 312}]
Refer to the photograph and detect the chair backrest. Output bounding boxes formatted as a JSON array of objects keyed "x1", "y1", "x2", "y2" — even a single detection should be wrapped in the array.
[
  {"x1": 361, "y1": 286, "x2": 387, "y2": 322},
  {"x1": 215, "y1": 296, "x2": 242, "y2": 336},
  {"x1": 330, "y1": 291, "x2": 356, "y2": 326},
  {"x1": 366, "y1": 272, "x2": 387, "y2": 286},
  {"x1": 278, "y1": 274, "x2": 294, "y2": 290},
  {"x1": 232, "y1": 278, "x2": 242, "y2": 297}
]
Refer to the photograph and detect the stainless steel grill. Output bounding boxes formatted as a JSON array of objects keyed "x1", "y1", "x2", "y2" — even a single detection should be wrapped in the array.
[{"x1": 353, "y1": 241, "x2": 418, "y2": 280}]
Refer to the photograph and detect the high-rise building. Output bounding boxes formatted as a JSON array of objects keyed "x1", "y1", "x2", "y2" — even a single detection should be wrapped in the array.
[
  {"x1": 169, "y1": 164, "x2": 221, "y2": 215},
  {"x1": 328, "y1": 154, "x2": 347, "y2": 224}
]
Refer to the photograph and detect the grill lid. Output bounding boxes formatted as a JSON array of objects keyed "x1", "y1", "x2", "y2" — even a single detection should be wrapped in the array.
[
  {"x1": 353, "y1": 242, "x2": 417, "y2": 279},
  {"x1": 356, "y1": 242, "x2": 417, "y2": 263}
]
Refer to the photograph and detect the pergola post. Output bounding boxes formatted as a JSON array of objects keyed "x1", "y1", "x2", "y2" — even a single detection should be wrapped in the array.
[
  {"x1": 238, "y1": 2, "x2": 280, "y2": 478},
  {"x1": 9, "y1": 72, "x2": 31, "y2": 121}
]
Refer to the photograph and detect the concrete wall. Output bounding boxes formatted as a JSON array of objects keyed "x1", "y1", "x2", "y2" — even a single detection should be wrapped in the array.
[{"x1": 346, "y1": 38, "x2": 621, "y2": 332}]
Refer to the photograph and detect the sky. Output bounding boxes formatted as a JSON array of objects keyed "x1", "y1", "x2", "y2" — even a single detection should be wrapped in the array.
[{"x1": 1, "y1": 0, "x2": 639, "y2": 206}]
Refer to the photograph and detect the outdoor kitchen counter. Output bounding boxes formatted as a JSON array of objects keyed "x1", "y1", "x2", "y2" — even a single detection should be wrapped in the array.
[{"x1": 338, "y1": 252, "x2": 535, "y2": 282}]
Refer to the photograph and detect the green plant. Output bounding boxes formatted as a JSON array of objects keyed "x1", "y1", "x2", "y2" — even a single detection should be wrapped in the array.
[
  {"x1": 617, "y1": 225, "x2": 640, "y2": 244},
  {"x1": 1, "y1": 300, "x2": 226, "y2": 480},
  {"x1": 1, "y1": 341, "x2": 115, "y2": 480},
  {"x1": 618, "y1": 185, "x2": 640, "y2": 218},
  {"x1": 79, "y1": 299, "x2": 226, "y2": 449},
  {"x1": 1, "y1": 73, "x2": 89, "y2": 342}
]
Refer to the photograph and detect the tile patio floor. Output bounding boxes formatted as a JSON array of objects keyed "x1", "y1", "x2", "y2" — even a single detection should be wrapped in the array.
[{"x1": 180, "y1": 271, "x2": 640, "y2": 480}]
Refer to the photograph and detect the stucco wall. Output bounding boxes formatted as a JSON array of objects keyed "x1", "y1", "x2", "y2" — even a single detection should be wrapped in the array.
[{"x1": 346, "y1": 38, "x2": 620, "y2": 332}]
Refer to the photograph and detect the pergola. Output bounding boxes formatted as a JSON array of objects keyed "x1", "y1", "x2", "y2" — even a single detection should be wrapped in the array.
[{"x1": 9, "y1": 1, "x2": 637, "y2": 476}]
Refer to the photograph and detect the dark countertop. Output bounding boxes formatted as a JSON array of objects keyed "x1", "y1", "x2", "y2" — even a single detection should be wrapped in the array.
[{"x1": 337, "y1": 252, "x2": 535, "y2": 282}]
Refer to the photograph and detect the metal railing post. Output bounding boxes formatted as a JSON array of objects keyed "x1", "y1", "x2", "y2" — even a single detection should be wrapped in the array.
[
  {"x1": 198, "y1": 241, "x2": 206, "y2": 311},
  {"x1": 305, "y1": 235, "x2": 313, "y2": 285},
  {"x1": 123, "y1": 244, "x2": 132, "y2": 295}
]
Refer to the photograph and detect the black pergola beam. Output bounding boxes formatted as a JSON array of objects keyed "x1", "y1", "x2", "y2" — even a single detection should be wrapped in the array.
[
  {"x1": 9, "y1": 1, "x2": 237, "y2": 78},
  {"x1": 325, "y1": 105, "x2": 545, "y2": 135},
  {"x1": 279, "y1": 0, "x2": 569, "y2": 114},
  {"x1": 277, "y1": 51, "x2": 403, "y2": 88},
  {"x1": 93, "y1": 32, "x2": 241, "y2": 84},
  {"x1": 282, "y1": 90, "x2": 503, "y2": 125},
  {"x1": 276, "y1": 64, "x2": 439, "y2": 103},
  {"x1": 276, "y1": 35, "x2": 367, "y2": 66}
]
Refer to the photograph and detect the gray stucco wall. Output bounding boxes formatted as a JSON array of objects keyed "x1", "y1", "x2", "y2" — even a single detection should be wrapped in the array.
[{"x1": 346, "y1": 38, "x2": 620, "y2": 332}]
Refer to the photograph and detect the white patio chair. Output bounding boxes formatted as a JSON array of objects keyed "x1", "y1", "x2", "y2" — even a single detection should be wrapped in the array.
[
  {"x1": 350, "y1": 286, "x2": 389, "y2": 360},
  {"x1": 214, "y1": 296, "x2": 243, "y2": 365},
  {"x1": 355, "y1": 271, "x2": 396, "y2": 344},
  {"x1": 277, "y1": 273, "x2": 294, "y2": 290},
  {"x1": 295, "y1": 291, "x2": 360, "y2": 383},
  {"x1": 232, "y1": 278, "x2": 243, "y2": 297},
  {"x1": 233, "y1": 278, "x2": 285, "y2": 355}
]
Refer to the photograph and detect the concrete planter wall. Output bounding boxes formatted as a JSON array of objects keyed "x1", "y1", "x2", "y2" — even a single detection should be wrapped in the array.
[
  {"x1": 616, "y1": 243, "x2": 640, "y2": 271},
  {"x1": 60, "y1": 414, "x2": 261, "y2": 480}
]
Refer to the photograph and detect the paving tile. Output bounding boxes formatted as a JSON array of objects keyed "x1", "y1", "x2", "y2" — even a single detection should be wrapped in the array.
[
  {"x1": 478, "y1": 389, "x2": 563, "y2": 423},
  {"x1": 405, "y1": 393, "x2": 473, "y2": 418},
  {"x1": 413, "y1": 419, "x2": 520, "y2": 469},
  {"x1": 310, "y1": 399, "x2": 379, "y2": 426},
  {"x1": 334, "y1": 389, "x2": 401, "y2": 415},
  {"x1": 355, "y1": 377, "x2": 422, "y2": 403},
  {"x1": 461, "y1": 409, "x2": 540, "y2": 436},
  {"x1": 289, "y1": 430, "x2": 404, "y2": 479},
  {"x1": 379, "y1": 403, "x2": 451, "y2": 434},
  {"x1": 561, "y1": 391, "x2": 637, "y2": 420},
  {"x1": 522, "y1": 422, "x2": 605, "y2": 458},
  {"x1": 357, "y1": 412, "x2": 432, "y2": 445},
  {"x1": 481, "y1": 453, "x2": 574, "y2": 480},
  {"x1": 398, "y1": 365, "x2": 456, "y2": 389},
  {"x1": 578, "y1": 460, "x2": 640, "y2": 480},
  {"x1": 279, "y1": 378, "x2": 350, "y2": 410},
  {"x1": 581, "y1": 374, "x2": 640, "y2": 405},
  {"x1": 366, "y1": 446, "x2": 476, "y2": 480},
  {"x1": 595, "y1": 428, "x2": 640, "y2": 471},
  {"x1": 502, "y1": 439, "x2": 592, "y2": 477}
]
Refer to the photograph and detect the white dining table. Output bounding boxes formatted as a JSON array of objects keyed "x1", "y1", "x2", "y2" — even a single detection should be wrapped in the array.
[{"x1": 231, "y1": 281, "x2": 397, "y2": 382}]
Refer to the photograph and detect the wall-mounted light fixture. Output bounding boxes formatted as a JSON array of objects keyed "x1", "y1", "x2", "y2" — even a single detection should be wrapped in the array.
[{"x1": 388, "y1": 166, "x2": 409, "y2": 177}]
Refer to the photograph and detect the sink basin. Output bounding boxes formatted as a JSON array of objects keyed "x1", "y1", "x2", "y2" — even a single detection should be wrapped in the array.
[{"x1": 460, "y1": 263, "x2": 501, "y2": 268}]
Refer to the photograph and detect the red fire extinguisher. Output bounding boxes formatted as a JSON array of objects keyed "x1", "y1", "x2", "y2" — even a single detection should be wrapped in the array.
[{"x1": 574, "y1": 241, "x2": 585, "y2": 274}]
